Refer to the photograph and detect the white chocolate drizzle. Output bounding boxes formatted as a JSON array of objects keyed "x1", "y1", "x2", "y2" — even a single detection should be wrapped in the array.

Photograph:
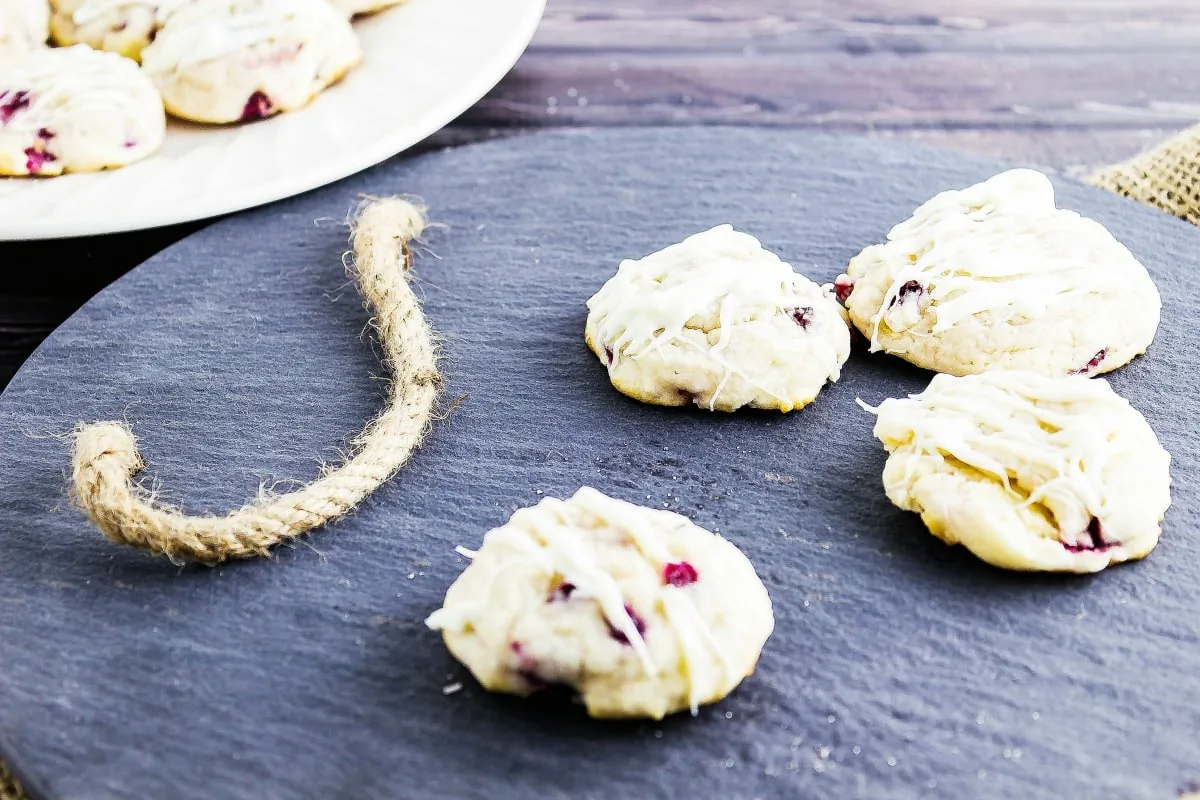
[
  {"x1": 0, "y1": 0, "x2": 49, "y2": 57},
  {"x1": 862, "y1": 371, "x2": 1143, "y2": 538},
  {"x1": 586, "y1": 224, "x2": 843, "y2": 410},
  {"x1": 70, "y1": 0, "x2": 190, "y2": 26},
  {"x1": 0, "y1": 45, "x2": 158, "y2": 133},
  {"x1": 426, "y1": 486, "x2": 732, "y2": 715},
  {"x1": 858, "y1": 169, "x2": 1158, "y2": 352},
  {"x1": 142, "y1": 0, "x2": 337, "y2": 72}
]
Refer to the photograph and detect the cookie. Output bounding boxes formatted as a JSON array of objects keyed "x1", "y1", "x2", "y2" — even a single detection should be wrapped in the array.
[
  {"x1": 834, "y1": 169, "x2": 1162, "y2": 377},
  {"x1": 0, "y1": 44, "x2": 165, "y2": 176},
  {"x1": 425, "y1": 487, "x2": 775, "y2": 720},
  {"x1": 0, "y1": 0, "x2": 49, "y2": 62},
  {"x1": 585, "y1": 224, "x2": 851, "y2": 413},
  {"x1": 866, "y1": 370, "x2": 1172, "y2": 574},
  {"x1": 332, "y1": 0, "x2": 406, "y2": 18},
  {"x1": 49, "y1": 0, "x2": 190, "y2": 62},
  {"x1": 140, "y1": 0, "x2": 362, "y2": 124}
]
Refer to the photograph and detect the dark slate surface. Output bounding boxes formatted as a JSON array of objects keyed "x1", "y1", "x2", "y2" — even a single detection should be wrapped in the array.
[{"x1": 1, "y1": 128, "x2": 1198, "y2": 800}]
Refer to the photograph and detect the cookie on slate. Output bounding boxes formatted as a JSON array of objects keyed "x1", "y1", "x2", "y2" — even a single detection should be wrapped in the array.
[
  {"x1": 0, "y1": 44, "x2": 165, "y2": 176},
  {"x1": 0, "y1": 0, "x2": 49, "y2": 62},
  {"x1": 140, "y1": 0, "x2": 362, "y2": 124},
  {"x1": 425, "y1": 487, "x2": 775, "y2": 720},
  {"x1": 49, "y1": 0, "x2": 191, "y2": 63},
  {"x1": 866, "y1": 370, "x2": 1172, "y2": 574},
  {"x1": 834, "y1": 168, "x2": 1162, "y2": 377},
  {"x1": 585, "y1": 224, "x2": 851, "y2": 413}
]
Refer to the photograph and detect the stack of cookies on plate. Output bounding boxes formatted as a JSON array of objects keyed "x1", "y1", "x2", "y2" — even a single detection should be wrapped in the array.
[{"x1": 0, "y1": 0, "x2": 405, "y2": 177}]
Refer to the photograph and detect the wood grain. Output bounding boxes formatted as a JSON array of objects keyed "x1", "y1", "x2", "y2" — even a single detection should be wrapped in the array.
[
  {"x1": 2, "y1": 0, "x2": 1198, "y2": 389},
  {"x1": 472, "y1": 0, "x2": 1200, "y2": 170}
]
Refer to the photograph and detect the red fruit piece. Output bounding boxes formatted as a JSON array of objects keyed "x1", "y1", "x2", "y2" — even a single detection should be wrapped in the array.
[
  {"x1": 0, "y1": 90, "x2": 30, "y2": 125},
  {"x1": 1063, "y1": 517, "x2": 1113, "y2": 553},
  {"x1": 240, "y1": 91, "x2": 274, "y2": 121},
  {"x1": 663, "y1": 561, "x2": 699, "y2": 587},
  {"x1": 1069, "y1": 349, "x2": 1108, "y2": 377},
  {"x1": 833, "y1": 275, "x2": 854, "y2": 304},
  {"x1": 606, "y1": 605, "x2": 647, "y2": 645},
  {"x1": 888, "y1": 280, "x2": 924, "y2": 308},
  {"x1": 24, "y1": 128, "x2": 56, "y2": 174},
  {"x1": 788, "y1": 306, "x2": 814, "y2": 330},
  {"x1": 23, "y1": 147, "x2": 55, "y2": 174}
]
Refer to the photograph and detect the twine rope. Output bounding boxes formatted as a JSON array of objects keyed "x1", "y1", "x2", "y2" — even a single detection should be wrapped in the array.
[{"x1": 68, "y1": 197, "x2": 440, "y2": 564}]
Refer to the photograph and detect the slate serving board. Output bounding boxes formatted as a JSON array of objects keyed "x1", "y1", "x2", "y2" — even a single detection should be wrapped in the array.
[{"x1": 1, "y1": 128, "x2": 1199, "y2": 800}]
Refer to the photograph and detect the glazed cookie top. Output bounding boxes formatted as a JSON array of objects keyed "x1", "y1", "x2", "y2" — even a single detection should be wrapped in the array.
[
  {"x1": 142, "y1": 0, "x2": 344, "y2": 72},
  {"x1": 588, "y1": 224, "x2": 840, "y2": 364},
  {"x1": 0, "y1": 0, "x2": 50, "y2": 60},
  {"x1": 426, "y1": 486, "x2": 774, "y2": 716},
  {"x1": 50, "y1": 0, "x2": 193, "y2": 63},
  {"x1": 60, "y1": 0, "x2": 190, "y2": 26},
  {"x1": 0, "y1": 44, "x2": 160, "y2": 134},
  {"x1": 867, "y1": 370, "x2": 1172, "y2": 568},
  {"x1": 850, "y1": 168, "x2": 1160, "y2": 355}
]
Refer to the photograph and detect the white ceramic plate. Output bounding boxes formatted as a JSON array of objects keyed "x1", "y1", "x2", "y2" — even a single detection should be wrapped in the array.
[{"x1": 0, "y1": 0, "x2": 546, "y2": 240}]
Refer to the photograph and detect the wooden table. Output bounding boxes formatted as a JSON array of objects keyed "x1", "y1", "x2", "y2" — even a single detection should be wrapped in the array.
[{"x1": 3, "y1": 0, "x2": 1197, "y2": 390}]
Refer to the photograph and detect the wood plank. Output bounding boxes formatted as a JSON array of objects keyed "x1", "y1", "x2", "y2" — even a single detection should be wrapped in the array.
[
  {"x1": 466, "y1": 52, "x2": 1200, "y2": 136},
  {"x1": 535, "y1": 2, "x2": 1200, "y2": 52},
  {"x1": 461, "y1": 0, "x2": 1200, "y2": 142},
  {"x1": 543, "y1": 0, "x2": 1200, "y2": 28},
  {"x1": 473, "y1": 53, "x2": 1200, "y2": 123}
]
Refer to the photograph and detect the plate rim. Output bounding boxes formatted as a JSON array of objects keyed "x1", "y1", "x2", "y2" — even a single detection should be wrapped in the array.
[{"x1": 0, "y1": 0, "x2": 547, "y2": 242}]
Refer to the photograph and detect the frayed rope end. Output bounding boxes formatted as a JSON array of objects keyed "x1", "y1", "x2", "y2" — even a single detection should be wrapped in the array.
[
  {"x1": 69, "y1": 421, "x2": 148, "y2": 544},
  {"x1": 72, "y1": 421, "x2": 144, "y2": 479},
  {"x1": 344, "y1": 196, "x2": 431, "y2": 287},
  {"x1": 349, "y1": 195, "x2": 428, "y2": 243}
]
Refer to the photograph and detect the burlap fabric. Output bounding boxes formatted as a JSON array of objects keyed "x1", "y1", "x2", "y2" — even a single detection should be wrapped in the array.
[
  {"x1": 0, "y1": 761, "x2": 23, "y2": 800},
  {"x1": 2, "y1": 131, "x2": 1196, "y2": 800},
  {"x1": 1087, "y1": 123, "x2": 1200, "y2": 224}
]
